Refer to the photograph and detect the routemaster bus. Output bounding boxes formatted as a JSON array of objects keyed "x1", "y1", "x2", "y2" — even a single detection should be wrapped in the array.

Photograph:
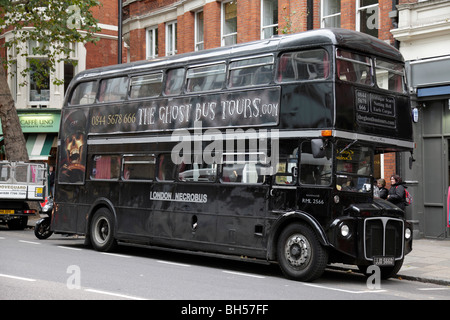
[{"x1": 53, "y1": 28, "x2": 414, "y2": 282}]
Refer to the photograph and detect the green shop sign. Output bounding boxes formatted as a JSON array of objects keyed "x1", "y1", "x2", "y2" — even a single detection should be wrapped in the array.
[{"x1": 0, "y1": 111, "x2": 61, "y2": 134}]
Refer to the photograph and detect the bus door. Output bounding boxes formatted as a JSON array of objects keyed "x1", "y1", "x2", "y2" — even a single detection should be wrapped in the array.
[
  {"x1": 270, "y1": 140, "x2": 299, "y2": 212},
  {"x1": 297, "y1": 139, "x2": 333, "y2": 221},
  {"x1": 215, "y1": 153, "x2": 269, "y2": 254},
  {"x1": 172, "y1": 158, "x2": 218, "y2": 245}
]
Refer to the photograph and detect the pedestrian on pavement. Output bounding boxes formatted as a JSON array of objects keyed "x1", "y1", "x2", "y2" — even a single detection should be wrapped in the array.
[
  {"x1": 387, "y1": 174, "x2": 406, "y2": 210},
  {"x1": 377, "y1": 178, "x2": 388, "y2": 199},
  {"x1": 49, "y1": 166, "x2": 55, "y2": 197}
]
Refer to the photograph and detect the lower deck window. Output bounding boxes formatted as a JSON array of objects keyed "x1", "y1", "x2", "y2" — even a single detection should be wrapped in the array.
[{"x1": 91, "y1": 155, "x2": 121, "y2": 180}]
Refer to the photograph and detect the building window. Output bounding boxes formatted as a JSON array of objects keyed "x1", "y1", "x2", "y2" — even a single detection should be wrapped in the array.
[
  {"x1": 195, "y1": 11, "x2": 204, "y2": 51},
  {"x1": 222, "y1": 1, "x2": 237, "y2": 46},
  {"x1": 166, "y1": 21, "x2": 177, "y2": 56},
  {"x1": 64, "y1": 43, "x2": 77, "y2": 94},
  {"x1": 29, "y1": 59, "x2": 50, "y2": 105},
  {"x1": 28, "y1": 40, "x2": 50, "y2": 106},
  {"x1": 321, "y1": 0, "x2": 341, "y2": 28},
  {"x1": 146, "y1": 26, "x2": 158, "y2": 59},
  {"x1": 357, "y1": 0, "x2": 378, "y2": 38},
  {"x1": 261, "y1": 0, "x2": 278, "y2": 39}
]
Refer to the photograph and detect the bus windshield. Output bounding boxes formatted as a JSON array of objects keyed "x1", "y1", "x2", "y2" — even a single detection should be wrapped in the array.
[{"x1": 336, "y1": 143, "x2": 372, "y2": 193}]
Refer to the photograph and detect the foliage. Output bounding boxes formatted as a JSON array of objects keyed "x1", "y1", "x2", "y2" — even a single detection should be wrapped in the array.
[{"x1": 0, "y1": 0, "x2": 101, "y2": 88}]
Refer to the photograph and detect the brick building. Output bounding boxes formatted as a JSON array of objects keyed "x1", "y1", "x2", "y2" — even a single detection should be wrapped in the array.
[
  {"x1": 122, "y1": 0, "x2": 400, "y2": 185},
  {"x1": 0, "y1": 0, "x2": 120, "y2": 163}
]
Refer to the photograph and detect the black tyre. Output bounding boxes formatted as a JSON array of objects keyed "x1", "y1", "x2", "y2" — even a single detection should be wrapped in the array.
[
  {"x1": 34, "y1": 218, "x2": 53, "y2": 239},
  {"x1": 90, "y1": 208, "x2": 117, "y2": 252},
  {"x1": 277, "y1": 223, "x2": 328, "y2": 282}
]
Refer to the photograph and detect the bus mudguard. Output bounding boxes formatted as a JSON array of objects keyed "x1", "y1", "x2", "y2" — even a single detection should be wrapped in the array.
[
  {"x1": 266, "y1": 210, "x2": 330, "y2": 261},
  {"x1": 86, "y1": 197, "x2": 118, "y2": 235}
]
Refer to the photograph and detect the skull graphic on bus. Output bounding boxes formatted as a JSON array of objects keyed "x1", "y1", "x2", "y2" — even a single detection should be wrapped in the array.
[{"x1": 58, "y1": 109, "x2": 88, "y2": 183}]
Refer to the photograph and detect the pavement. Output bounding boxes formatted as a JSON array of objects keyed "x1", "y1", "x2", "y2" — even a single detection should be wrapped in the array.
[
  {"x1": 26, "y1": 216, "x2": 450, "y2": 286},
  {"x1": 398, "y1": 238, "x2": 450, "y2": 286}
]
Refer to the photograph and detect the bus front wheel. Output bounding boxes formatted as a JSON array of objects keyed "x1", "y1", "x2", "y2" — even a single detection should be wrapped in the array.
[
  {"x1": 277, "y1": 223, "x2": 328, "y2": 282},
  {"x1": 90, "y1": 208, "x2": 117, "y2": 252}
]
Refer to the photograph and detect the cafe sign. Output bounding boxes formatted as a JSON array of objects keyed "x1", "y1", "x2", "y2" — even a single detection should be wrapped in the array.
[{"x1": 0, "y1": 113, "x2": 61, "y2": 134}]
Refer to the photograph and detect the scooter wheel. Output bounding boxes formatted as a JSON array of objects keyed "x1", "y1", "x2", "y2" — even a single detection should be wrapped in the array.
[{"x1": 34, "y1": 218, "x2": 53, "y2": 240}]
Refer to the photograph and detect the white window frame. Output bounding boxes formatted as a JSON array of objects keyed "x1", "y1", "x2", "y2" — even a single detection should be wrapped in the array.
[
  {"x1": 321, "y1": 0, "x2": 341, "y2": 28},
  {"x1": 27, "y1": 40, "x2": 50, "y2": 106},
  {"x1": 261, "y1": 0, "x2": 278, "y2": 39},
  {"x1": 166, "y1": 20, "x2": 177, "y2": 56},
  {"x1": 221, "y1": 1, "x2": 237, "y2": 46},
  {"x1": 195, "y1": 10, "x2": 204, "y2": 51},
  {"x1": 146, "y1": 26, "x2": 158, "y2": 59},
  {"x1": 356, "y1": 0, "x2": 379, "y2": 36}
]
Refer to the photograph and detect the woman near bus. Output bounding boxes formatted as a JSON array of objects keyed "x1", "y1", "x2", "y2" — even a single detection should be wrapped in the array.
[{"x1": 388, "y1": 174, "x2": 406, "y2": 210}]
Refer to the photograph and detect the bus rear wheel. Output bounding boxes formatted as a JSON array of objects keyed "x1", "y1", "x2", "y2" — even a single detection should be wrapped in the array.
[
  {"x1": 90, "y1": 208, "x2": 117, "y2": 252},
  {"x1": 277, "y1": 223, "x2": 328, "y2": 282}
]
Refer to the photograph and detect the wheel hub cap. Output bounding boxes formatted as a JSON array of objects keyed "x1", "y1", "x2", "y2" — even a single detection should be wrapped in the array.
[{"x1": 285, "y1": 234, "x2": 310, "y2": 267}]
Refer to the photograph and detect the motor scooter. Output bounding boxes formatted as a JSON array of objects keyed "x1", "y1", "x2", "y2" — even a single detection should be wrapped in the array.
[{"x1": 34, "y1": 197, "x2": 54, "y2": 239}]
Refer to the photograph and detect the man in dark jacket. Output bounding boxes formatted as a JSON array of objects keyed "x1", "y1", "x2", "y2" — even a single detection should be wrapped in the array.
[{"x1": 387, "y1": 174, "x2": 406, "y2": 210}]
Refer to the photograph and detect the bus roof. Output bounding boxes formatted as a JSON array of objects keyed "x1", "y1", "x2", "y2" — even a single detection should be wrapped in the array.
[{"x1": 73, "y1": 28, "x2": 403, "y2": 83}]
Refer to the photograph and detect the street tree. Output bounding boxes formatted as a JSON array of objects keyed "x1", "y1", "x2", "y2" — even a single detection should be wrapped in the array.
[{"x1": 0, "y1": 0, "x2": 101, "y2": 160}]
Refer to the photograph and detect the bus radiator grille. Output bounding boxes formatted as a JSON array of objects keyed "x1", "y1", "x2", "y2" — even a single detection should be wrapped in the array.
[{"x1": 364, "y1": 218, "x2": 404, "y2": 260}]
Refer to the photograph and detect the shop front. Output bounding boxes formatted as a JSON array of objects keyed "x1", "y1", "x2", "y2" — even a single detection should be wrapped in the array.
[
  {"x1": 0, "y1": 109, "x2": 61, "y2": 165},
  {"x1": 403, "y1": 56, "x2": 450, "y2": 238}
]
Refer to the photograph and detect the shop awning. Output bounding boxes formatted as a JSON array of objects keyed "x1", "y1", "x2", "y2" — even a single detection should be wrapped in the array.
[{"x1": 26, "y1": 134, "x2": 57, "y2": 160}]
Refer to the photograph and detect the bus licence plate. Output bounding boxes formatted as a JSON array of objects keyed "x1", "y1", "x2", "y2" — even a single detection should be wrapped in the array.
[
  {"x1": 373, "y1": 256, "x2": 395, "y2": 266},
  {"x1": 0, "y1": 210, "x2": 15, "y2": 215}
]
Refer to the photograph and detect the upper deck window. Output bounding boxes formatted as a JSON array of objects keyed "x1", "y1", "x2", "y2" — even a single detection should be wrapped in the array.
[
  {"x1": 336, "y1": 49, "x2": 372, "y2": 85},
  {"x1": 375, "y1": 59, "x2": 405, "y2": 93},
  {"x1": 130, "y1": 73, "x2": 163, "y2": 99},
  {"x1": 69, "y1": 81, "x2": 97, "y2": 105},
  {"x1": 164, "y1": 68, "x2": 185, "y2": 95},
  {"x1": 98, "y1": 77, "x2": 128, "y2": 102},
  {"x1": 186, "y1": 63, "x2": 226, "y2": 92},
  {"x1": 229, "y1": 55, "x2": 273, "y2": 87},
  {"x1": 277, "y1": 49, "x2": 330, "y2": 82}
]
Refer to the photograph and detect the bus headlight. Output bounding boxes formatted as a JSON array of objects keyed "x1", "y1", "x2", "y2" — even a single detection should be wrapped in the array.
[
  {"x1": 340, "y1": 224, "x2": 350, "y2": 237},
  {"x1": 405, "y1": 228, "x2": 412, "y2": 240}
]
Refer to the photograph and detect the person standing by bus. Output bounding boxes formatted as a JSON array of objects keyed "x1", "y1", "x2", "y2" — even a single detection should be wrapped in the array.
[
  {"x1": 387, "y1": 175, "x2": 406, "y2": 210},
  {"x1": 377, "y1": 178, "x2": 388, "y2": 199}
]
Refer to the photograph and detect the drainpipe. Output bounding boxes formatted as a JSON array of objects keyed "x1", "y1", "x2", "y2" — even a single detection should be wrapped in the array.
[
  {"x1": 118, "y1": 0, "x2": 122, "y2": 64},
  {"x1": 307, "y1": 0, "x2": 313, "y2": 30},
  {"x1": 390, "y1": 0, "x2": 400, "y2": 49}
]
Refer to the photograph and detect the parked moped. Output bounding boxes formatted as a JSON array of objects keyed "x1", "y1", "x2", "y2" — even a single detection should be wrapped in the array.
[{"x1": 34, "y1": 197, "x2": 54, "y2": 240}]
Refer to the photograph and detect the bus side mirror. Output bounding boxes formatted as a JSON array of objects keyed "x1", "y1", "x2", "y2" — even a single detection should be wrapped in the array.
[{"x1": 311, "y1": 139, "x2": 326, "y2": 158}]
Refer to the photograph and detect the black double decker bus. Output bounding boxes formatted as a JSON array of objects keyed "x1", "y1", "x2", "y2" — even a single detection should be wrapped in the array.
[{"x1": 53, "y1": 28, "x2": 414, "y2": 281}]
